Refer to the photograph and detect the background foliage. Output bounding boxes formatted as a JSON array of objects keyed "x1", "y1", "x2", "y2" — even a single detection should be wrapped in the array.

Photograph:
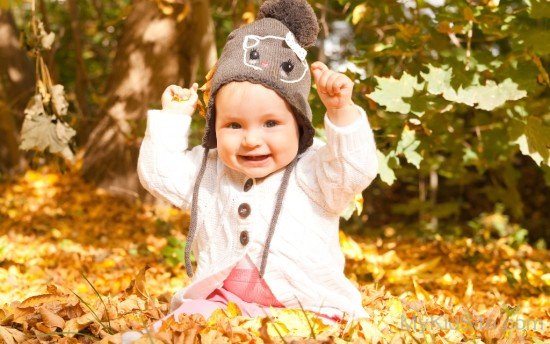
[{"x1": 4, "y1": 0, "x2": 550, "y2": 241}]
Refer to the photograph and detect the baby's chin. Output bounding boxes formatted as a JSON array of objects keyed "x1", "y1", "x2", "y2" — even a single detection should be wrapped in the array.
[
  {"x1": 232, "y1": 165, "x2": 276, "y2": 179},
  {"x1": 227, "y1": 162, "x2": 283, "y2": 179}
]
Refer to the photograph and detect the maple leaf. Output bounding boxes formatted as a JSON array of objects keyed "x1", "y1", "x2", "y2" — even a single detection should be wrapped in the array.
[
  {"x1": 377, "y1": 150, "x2": 398, "y2": 185},
  {"x1": 19, "y1": 95, "x2": 76, "y2": 162},
  {"x1": 367, "y1": 72, "x2": 424, "y2": 115},
  {"x1": 396, "y1": 127, "x2": 422, "y2": 168},
  {"x1": 510, "y1": 116, "x2": 550, "y2": 166}
]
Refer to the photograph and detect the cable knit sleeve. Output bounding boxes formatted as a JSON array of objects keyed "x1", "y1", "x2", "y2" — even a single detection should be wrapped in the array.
[
  {"x1": 137, "y1": 110, "x2": 206, "y2": 210},
  {"x1": 296, "y1": 105, "x2": 378, "y2": 215}
]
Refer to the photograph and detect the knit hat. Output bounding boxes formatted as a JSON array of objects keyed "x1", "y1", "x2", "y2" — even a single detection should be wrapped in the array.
[{"x1": 185, "y1": 0, "x2": 320, "y2": 279}]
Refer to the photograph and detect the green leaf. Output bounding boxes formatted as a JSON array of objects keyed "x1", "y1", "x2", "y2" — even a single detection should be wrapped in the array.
[
  {"x1": 527, "y1": 0, "x2": 550, "y2": 19},
  {"x1": 367, "y1": 72, "x2": 424, "y2": 114},
  {"x1": 396, "y1": 127, "x2": 423, "y2": 169},
  {"x1": 518, "y1": 29, "x2": 550, "y2": 55},
  {"x1": 420, "y1": 64, "x2": 453, "y2": 96},
  {"x1": 19, "y1": 95, "x2": 76, "y2": 162},
  {"x1": 443, "y1": 78, "x2": 527, "y2": 111},
  {"x1": 462, "y1": 147, "x2": 479, "y2": 164},
  {"x1": 510, "y1": 117, "x2": 550, "y2": 166},
  {"x1": 377, "y1": 150, "x2": 398, "y2": 185}
]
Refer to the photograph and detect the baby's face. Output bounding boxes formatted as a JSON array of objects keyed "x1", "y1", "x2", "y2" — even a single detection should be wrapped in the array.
[{"x1": 215, "y1": 81, "x2": 299, "y2": 179}]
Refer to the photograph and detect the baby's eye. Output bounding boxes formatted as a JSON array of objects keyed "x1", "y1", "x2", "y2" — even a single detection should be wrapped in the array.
[
  {"x1": 265, "y1": 120, "x2": 278, "y2": 128},
  {"x1": 249, "y1": 49, "x2": 260, "y2": 61},
  {"x1": 228, "y1": 122, "x2": 241, "y2": 129}
]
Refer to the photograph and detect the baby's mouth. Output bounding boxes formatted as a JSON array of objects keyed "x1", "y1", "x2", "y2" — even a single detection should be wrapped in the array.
[{"x1": 240, "y1": 154, "x2": 271, "y2": 161}]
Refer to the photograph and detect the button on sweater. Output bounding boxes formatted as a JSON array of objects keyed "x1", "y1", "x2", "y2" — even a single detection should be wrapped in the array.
[{"x1": 137, "y1": 105, "x2": 378, "y2": 320}]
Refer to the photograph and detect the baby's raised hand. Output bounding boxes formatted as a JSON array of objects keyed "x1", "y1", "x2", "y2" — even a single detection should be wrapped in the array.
[
  {"x1": 311, "y1": 62, "x2": 354, "y2": 111},
  {"x1": 161, "y1": 83, "x2": 199, "y2": 116}
]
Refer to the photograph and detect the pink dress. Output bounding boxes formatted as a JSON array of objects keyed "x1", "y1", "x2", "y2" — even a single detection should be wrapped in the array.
[{"x1": 152, "y1": 255, "x2": 341, "y2": 331}]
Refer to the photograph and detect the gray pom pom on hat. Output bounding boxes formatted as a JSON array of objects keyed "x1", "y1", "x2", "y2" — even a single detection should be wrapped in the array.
[{"x1": 257, "y1": 0, "x2": 320, "y2": 48}]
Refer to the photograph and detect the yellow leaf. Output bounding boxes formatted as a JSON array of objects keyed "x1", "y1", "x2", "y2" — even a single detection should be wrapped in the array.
[
  {"x1": 386, "y1": 298, "x2": 403, "y2": 319},
  {"x1": 207, "y1": 308, "x2": 228, "y2": 326},
  {"x1": 242, "y1": 11, "x2": 255, "y2": 24},
  {"x1": 352, "y1": 3, "x2": 368, "y2": 25},
  {"x1": 157, "y1": 1, "x2": 174, "y2": 15},
  {"x1": 541, "y1": 273, "x2": 550, "y2": 286},
  {"x1": 225, "y1": 301, "x2": 242, "y2": 317},
  {"x1": 176, "y1": 2, "x2": 191, "y2": 23},
  {"x1": 354, "y1": 193, "x2": 363, "y2": 216},
  {"x1": 339, "y1": 231, "x2": 364, "y2": 260},
  {"x1": 269, "y1": 308, "x2": 330, "y2": 337},
  {"x1": 440, "y1": 273, "x2": 455, "y2": 286},
  {"x1": 356, "y1": 319, "x2": 383, "y2": 342},
  {"x1": 412, "y1": 278, "x2": 431, "y2": 302},
  {"x1": 465, "y1": 278, "x2": 474, "y2": 299},
  {"x1": 386, "y1": 257, "x2": 441, "y2": 281}
]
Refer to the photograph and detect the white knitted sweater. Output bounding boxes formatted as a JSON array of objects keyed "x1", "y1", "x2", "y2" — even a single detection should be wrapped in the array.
[{"x1": 137, "y1": 105, "x2": 378, "y2": 319}]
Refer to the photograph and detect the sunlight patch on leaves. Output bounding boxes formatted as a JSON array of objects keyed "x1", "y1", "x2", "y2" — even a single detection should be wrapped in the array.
[
  {"x1": 367, "y1": 72, "x2": 424, "y2": 115},
  {"x1": 420, "y1": 64, "x2": 453, "y2": 96}
]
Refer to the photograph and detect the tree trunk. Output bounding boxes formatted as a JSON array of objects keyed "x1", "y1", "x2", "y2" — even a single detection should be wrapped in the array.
[
  {"x1": 0, "y1": 8, "x2": 35, "y2": 173},
  {"x1": 67, "y1": 0, "x2": 91, "y2": 121},
  {"x1": 81, "y1": 0, "x2": 217, "y2": 199}
]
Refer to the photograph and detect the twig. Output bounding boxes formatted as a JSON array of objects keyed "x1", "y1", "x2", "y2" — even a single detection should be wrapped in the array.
[
  {"x1": 465, "y1": 20, "x2": 473, "y2": 71},
  {"x1": 528, "y1": 51, "x2": 550, "y2": 87}
]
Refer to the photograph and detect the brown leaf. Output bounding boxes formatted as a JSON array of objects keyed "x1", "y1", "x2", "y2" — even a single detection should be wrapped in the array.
[
  {"x1": 198, "y1": 62, "x2": 217, "y2": 118},
  {"x1": 34, "y1": 321, "x2": 54, "y2": 334},
  {"x1": 259, "y1": 317, "x2": 275, "y2": 344},
  {"x1": 480, "y1": 308, "x2": 509, "y2": 342},
  {"x1": 124, "y1": 265, "x2": 151, "y2": 300},
  {"x1": 39, "y1": 307, "x2": 65, "y2": 329},
  {"x1": 0, "y1": 326, "x2": 27, "y2": 344},
  {"x1": 63, "y1": 311, "x2": 103, "y2": 337},
  {"x1": 19, "y1": 294, "x2": 68, "y2": 309}
]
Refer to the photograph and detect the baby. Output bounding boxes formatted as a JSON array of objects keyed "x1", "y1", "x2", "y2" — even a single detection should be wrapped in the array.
[{"x1": 132, "y1": 0, "x2": 378, "y2": 338}]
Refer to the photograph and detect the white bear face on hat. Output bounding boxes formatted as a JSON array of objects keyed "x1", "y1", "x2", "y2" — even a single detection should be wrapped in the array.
[{"x1": 242, "y1": 33, "x2": 308, "y2": 84}]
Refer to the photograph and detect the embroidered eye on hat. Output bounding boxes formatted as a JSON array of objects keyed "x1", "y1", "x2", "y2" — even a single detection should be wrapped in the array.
[{"x1": 185, "y1": 0, "x2": 320, "y2": 279}]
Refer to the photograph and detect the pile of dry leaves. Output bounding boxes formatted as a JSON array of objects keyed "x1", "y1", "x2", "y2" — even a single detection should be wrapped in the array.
[{"x1": 0, "y1": 167, "x2": 548, "y2": 343}]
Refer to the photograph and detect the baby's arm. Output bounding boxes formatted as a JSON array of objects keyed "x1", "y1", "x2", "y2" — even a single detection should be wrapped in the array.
[
  {"x1": 296, "y1": 63, "x2": 378, "y2": 214},
  {"x1": 137, "y1": 84, "x2": 206, "y2": 210}
]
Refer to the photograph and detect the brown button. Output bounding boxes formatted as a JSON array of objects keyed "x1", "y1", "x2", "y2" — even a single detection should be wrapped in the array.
[
  {"x1": 238, "y1": 203, "x2": 251, "y2": 218},
  {"x1": 244, "y1": 178, "x2": 253, "y2": 192},
  {"x1": 240, "y1": 230, "x2": 249, "y2": 245}
]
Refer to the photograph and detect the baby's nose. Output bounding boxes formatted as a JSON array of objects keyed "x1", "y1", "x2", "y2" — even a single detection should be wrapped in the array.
[
  {"x1": 261, "y1": 61, "x2": 269, "y2": 68},
  {"x1": 243, "y1": 132, "x2": 262, "y2": 147}
]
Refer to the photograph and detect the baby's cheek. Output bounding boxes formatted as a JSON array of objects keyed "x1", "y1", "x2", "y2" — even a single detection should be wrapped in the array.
[{"x1": 216, "y1": 135, "x2": 236, "y2": 163}]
